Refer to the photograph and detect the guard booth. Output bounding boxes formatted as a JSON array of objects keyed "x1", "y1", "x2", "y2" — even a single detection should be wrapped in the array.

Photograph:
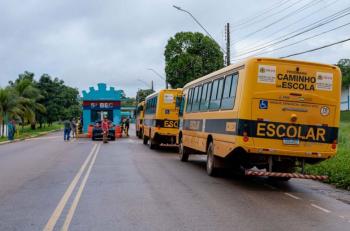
[{"x1": 82, "y1": 83, "x2": 123, "y2": 133}]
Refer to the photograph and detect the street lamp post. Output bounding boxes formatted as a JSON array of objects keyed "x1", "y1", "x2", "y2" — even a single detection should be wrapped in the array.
[
  {"x1": 147, "y1": 68, "x2": 168, "y2": 89},
  {"x1": 173, "y1": 5, "x2": 228, "y2": 64}
]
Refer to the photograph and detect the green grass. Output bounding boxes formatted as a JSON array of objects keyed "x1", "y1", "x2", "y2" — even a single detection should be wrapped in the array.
[
  {"x1": 340, "y1": 110, "x2": 350, "y2": 122},
  {"x1": 0, "y1": 122, "x2": 63, "y2": 143},
  {"x1": 306, "y1": 112, "x2": 350, "y2": 189}
]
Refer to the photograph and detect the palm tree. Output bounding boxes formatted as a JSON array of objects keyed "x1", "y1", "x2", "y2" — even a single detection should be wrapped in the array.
[
  {"x1": 13, "y1": 78, "x2": 46, "y2": 129},
  {"x1": 0, "y1": 88, "x2": 21, "y2": 136}
]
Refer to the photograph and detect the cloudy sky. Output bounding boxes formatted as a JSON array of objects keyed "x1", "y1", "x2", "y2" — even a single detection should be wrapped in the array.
[{"x1": 0, "y1": 0, "x2": 349, "y2": 97}]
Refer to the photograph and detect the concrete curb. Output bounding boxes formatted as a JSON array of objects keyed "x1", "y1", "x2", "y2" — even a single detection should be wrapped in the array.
[{"x1": 0, "y1": 128, "x2": 62, "y2": 146}]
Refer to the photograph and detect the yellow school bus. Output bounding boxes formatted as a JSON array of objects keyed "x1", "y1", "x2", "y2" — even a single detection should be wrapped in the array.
[
  {"x1": 143, "y1": 89, "x2": 183, "y2": 149},
  {"x1": 178, "y1": 57, "x2": 341, "y2": 179},
  {"x1": 135, "y1": 101, "x2": 145, "y2": 139}
]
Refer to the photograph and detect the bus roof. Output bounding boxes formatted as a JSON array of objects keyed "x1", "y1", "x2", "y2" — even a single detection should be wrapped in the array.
[
  {"x1": 183, "y1": 57, "x2": 338, "y2": 89},
  {"x1": 145, "y1": 89, "x2": 183, "y2": 101}
]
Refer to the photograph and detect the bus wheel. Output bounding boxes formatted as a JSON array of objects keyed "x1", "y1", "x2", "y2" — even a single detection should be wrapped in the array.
[
  {"x1": 139, "y1": 130, "x2": 143, "y2": 139},
  {"x1": 150, "y1": 138, "x2": 158, "y2": 149},
  {"x1": 179, "y1": 137, "x2": 189, "y2": 162},
  {"x1": 143, "y1": 135, "x2": 148, "y2": 145},
  {"x1": 206, "y1": 142, "x2": 219, "y2": 177}
]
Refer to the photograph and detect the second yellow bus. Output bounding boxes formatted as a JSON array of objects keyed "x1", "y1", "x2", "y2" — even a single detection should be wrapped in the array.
[{"x1": 143, "y1": 89, "x2": 183, "y2": 149}]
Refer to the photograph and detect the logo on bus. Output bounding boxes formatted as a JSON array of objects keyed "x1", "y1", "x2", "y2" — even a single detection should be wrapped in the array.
[
  {"x1": 259, "y1": 100, "x2": 268, "y2": 109},
  {"x1": 320, "y1": 106, "x2": 330, "y2": 116}
]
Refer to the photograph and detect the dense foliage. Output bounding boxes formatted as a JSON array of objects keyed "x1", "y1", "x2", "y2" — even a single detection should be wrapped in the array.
[
  {"x1": 136, "y1": 89, "x2": 154, "y2": 103},
  {"x1": 164, "y1": 32, "x2": 224, "y2": 88},
  {"x1": 0, "y1": 71, "x2": 81, "y2": 132},
  {"x1": 337, "y1": 59, "x2": 350, "y2": 88}
]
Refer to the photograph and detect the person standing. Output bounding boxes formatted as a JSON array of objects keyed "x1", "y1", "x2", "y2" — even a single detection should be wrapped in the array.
[
  {"x1": 71, "y1": 118, "x2": 77, "y2": 139},
  {"x1": 102, "y1": 116, "x2": 110, "y2": 143},
  {"x1": 63, "y1": 119, "x2": 71, "y2": 141},
  {"x1": 124, "y1": 117, "x2": 130, "y2": 137},
  {"x1": 7, "y1": 120, "x2": 15, "y2": 141}
]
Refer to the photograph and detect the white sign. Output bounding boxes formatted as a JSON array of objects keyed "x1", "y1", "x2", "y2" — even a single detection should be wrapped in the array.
[
  {"x1": 258, "y1": 65, "x2": 276, "y2": 84},
  {"x1": 164, "y1": 94, "x2": 174, "y2": 103},
  {"x1": 316, "y1": 72, "x2": 333, "y2": 91}
]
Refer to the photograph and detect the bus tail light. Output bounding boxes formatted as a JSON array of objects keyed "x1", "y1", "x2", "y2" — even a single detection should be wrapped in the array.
[
  {"x1": 290, "y1": 114, "x2": 297, "y2": 123},
  {"x1": 243, "y1": 132, "x2": 249, "y2": 142},
  {"x1": 331, "y1": 140, "x2": 337, "y2": 149}
]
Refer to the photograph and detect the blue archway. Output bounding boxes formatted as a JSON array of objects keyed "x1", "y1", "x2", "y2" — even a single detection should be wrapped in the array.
[{"x1": 82, "y1": 83, "x2": 123, "y2": 133}]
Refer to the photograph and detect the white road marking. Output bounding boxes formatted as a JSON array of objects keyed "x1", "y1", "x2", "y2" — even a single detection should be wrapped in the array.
[
  {"x1": 284, "y1": 193, "x2": 301, "y2": 200},
  {"x1": 339, "y1": 215, "x2": 345, "y2": 219},
  {"x1": 43, "y1": 144, "x2": 98, "y2": 231},
  {"x1": 61, "y1": 143, "x2": 101, "y2": 231},
  {"x1": 311, "y1": 203, "x2": 331, "y2": 213}
]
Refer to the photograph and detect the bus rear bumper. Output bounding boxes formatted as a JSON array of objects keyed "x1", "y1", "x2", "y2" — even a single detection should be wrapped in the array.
[
  {"x1": 244, "y1": 147, "x2": 336, "y2": 159},
  {"x1": 245, "y1": 169, "x2": 328, "y2": 181}
]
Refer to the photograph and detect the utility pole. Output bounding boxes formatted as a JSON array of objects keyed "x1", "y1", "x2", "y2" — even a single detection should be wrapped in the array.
[
  {"x1": 147, "y1": 68, "x2": 168, "y2": 89},
  {"x1": 151, "y1": 80, "x2": 154, "y2": 91},
  {"x1": 225, "y1": 23, "x2": 231, "y2": 66}
]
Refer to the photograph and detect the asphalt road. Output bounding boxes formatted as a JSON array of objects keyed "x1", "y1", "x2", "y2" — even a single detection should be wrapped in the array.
[{"x1": 0, "y1": 126, "x2": 350, "y2": 231}]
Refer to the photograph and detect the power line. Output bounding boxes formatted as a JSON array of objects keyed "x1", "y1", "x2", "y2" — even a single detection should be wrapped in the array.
[
  {"x1": 231, "y1": 0, "x2": 291, "y2": 27},
  {"x1": 280, "y1": 37, "x2": 350, "y2": 58},
  {"x1": 236, "y1": 0, "x2": 340, "y2": 53},
  {"x1": 232, "y1": 6, "x2": 350, "y2": 58},
  {"x1": 235, "y1": 3, "x2": 349, "y2": 56},
  {"x1": 232, "y1": 0, "x2": 293, "y2": 30},
  {"x1": 233, "y1": 0, "x2": 323, "y2": 45},
  {"x1": 232, "y1": 21, "x2": 350, "y2": 61}
]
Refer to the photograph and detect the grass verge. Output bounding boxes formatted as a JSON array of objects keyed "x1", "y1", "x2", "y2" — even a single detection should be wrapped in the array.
[
  {"x1": 306, "y1": 120, "x2": 350, "y2": 190},
  {"x1": 0, "y1": 123, "x2": 62, "y2": 143}
]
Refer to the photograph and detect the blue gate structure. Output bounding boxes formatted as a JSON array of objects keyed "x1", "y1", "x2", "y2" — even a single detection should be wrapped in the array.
[{"x1": 82, "y1": 83, "x2": 123, "y2": 133}]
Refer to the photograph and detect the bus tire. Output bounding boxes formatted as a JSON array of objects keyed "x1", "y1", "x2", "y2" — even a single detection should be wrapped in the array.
[
  {"x1": 143, "y1": 135, "x2": 148, "y2": 145},
  {"x1": 150, "y1": 138, "x2": 158, "y2": 149},
  {"x1": 179, "y1": 137, "x2": 189, "y2": 162},
  {"x1": 138, "y1": 130, "x2": 143, "y2": 139},
  {"x1": 206, "y1": 142, "x2": 219, "y2": 177}
]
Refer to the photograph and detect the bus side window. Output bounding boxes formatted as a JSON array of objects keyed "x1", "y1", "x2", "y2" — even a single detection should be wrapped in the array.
[
  {"x1": 191, "y1": 86, "x2": 199, "y2": 112},
  {"x1": 186, "y1": 88, "x2": 194, "y2": 112},
  {"x1": 209, "y1": 78, "x2": 224, "y2": 110},
  {"x1": 199, "y1": 83, "x2": 208, "y2": 111},
  {"x1": 205, "y1": 82, "x2": 213, "y2": 110},
  {"x1": 191, "y1": 87, "x2": 198, "y2": 112},
  {"x1": 154, "y1": 96, "x2": 158, "y2": 113},
  {"x1": 193, "y1": 85, "x2": 202, "y2": 112},
  {"x1": 221, "y1": 73, "x2": 238, "y2": 110},
  {"x1": 179, "y1": 96, "x2": 185, "y2": 116},
  {"x1": 209, "y1": 80, "x2": 218, "y2": 110}
]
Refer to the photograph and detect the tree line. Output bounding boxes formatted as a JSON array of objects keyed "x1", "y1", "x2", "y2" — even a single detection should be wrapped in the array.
[{"x1": 0, "y1": 71, "x2": 81, "y2": 134}]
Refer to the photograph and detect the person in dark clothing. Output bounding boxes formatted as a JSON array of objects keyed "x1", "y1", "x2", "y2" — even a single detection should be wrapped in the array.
[
  {"x1": 124, "y1": 118, "x2": 130, "y2": 137},
  {"x1": 63, "y1": 119, "x2": 71, "y2": 141},
  {"x1": 7, "y1": 120, "x2": 16, "y2": 141}
]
